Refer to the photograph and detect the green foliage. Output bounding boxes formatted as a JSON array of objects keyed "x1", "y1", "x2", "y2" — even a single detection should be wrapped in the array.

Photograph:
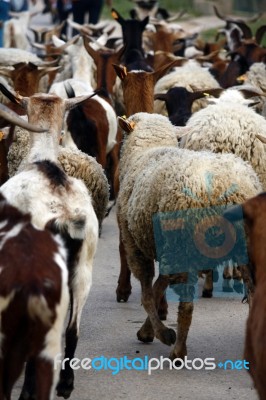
[{"x1": 102, "y1": 0, "x2": 196, "y2": 19}]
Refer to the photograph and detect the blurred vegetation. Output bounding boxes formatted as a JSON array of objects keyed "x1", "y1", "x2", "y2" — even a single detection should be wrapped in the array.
[
  {"x1": 102, "y1": 0, "x2": 266, "y2": 46},
  {"x1": 200, "y1": 18, "x2": 266, "y2": 46},
  {"x1": 102, "y1": 0, "x2": 196, "y2": 19}
]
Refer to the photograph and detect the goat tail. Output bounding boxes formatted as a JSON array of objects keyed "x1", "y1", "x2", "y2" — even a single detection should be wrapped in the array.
[
  {"x1": 46, "y1": 216, "x2": 87, "y2": 240},
  {"x1": 27, "y1": 295, "x2": 54, "y2": 328}
]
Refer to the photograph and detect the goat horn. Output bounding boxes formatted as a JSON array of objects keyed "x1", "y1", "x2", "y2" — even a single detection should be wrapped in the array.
[
  {"x1": 255, "y1": 25, "x2": 266, "y2": 45},
  {"x1": 256, "y1": 134, "x2": 266, "y2": 143},
  {"x1": 0, "y1": 103, "x2": 46, "y2": 132}
]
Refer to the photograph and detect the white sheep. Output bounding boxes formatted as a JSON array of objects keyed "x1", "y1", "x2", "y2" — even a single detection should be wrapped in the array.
[
  {"x1": 154, "y1": 59, "x2": 220, "y2": 116},
  {"x1": 243, "y1": 62, "x2": 266, "y2": 116},
  {"x1": 180, "y1": 89, "x2": 266, "y2": 190},
  {"x1": 117, "y1": 111, "x2": 262, "y2": 361},
  {"x1": 0, "y1": 48, "x2": 42, "y2": 65}
]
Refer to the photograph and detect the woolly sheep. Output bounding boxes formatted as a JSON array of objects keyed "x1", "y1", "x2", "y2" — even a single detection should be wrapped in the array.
[
  {"x1": 180, "y1": 89, "x2": 266, "y2": 190},
  {"x1": 117, "y1": 111, "x2": 262, "y2": 360},
  {"x1": 243, "y1": 62, "x2": 266, "y2": 116},
  {"x1": 7, "y1": 128, "x2": 109, "y2": 231},
  {"x1": 0, "y1": 48, "x2": 42, "y2": 65},
  {"x1": 154, "y1": 59, "x2": 220, "y2": 116}
]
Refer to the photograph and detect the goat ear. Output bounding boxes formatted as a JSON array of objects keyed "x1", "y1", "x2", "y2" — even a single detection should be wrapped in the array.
[
  {"x1": 152, "y1": 60, "x2": 179, "y2": 83},
  {"x1": 111, "y1": 8, "x2": 124, "y2": 25},
  {"x1": 83, "y1": 35, "x2": 100, "y2": 63},
  {"x1": 64, "y1": 92, "x2": 98, "y2": 111},
  {"x1": 112, "y1": 64, "x2": 128, "y2": 81},
  {"x1": 117, "y1": 116, "x2": 135, "y2": 134},
  {"x1": 141, "y1": 16, "x2": 149, "y2": 31}
]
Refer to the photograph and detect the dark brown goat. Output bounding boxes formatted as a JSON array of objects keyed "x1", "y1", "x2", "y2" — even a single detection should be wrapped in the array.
[
  {"x1": 224, "y1": 192, "x2": 266, "y2": 400},
  {"x1": 0, "y1": 192, "x2": 69, "y2": 400}
]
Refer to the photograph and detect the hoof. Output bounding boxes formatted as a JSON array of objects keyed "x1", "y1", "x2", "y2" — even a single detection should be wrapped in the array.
[
  {"x1": 169, "y1": 347, "x2": 187, "y2": 361},
  {"x1": 137, "y1": 330, "x2": 154, "y2": 343},
  {"x1": 202, "y1": 289, "x2": 213, "y2": 298},
  {"x1": 116, "y1": 287, "x2": 132, "y2": 302},
  {"x1": 158, "y1": 309, "x2": 168, "y2": 321},
  {"x1": 18, "y1": 391, "x2": 35, "y2": 400},
  {"x1": 56, "y1": 379, "x2": 74, "y2": 399},
  {"x1": 158, "y1": 328, "x2": 176, "y2": 346}
]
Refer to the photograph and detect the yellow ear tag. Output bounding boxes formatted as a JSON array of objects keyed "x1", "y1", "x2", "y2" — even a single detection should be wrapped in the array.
[
  {"x1": 111, "y1": 10, "x2": 118, "y2": 19},
  {"x1": 237, "y1": 74, "x2": 247, "y2": 82},
  {"x1": 118, "y1": 116, "x2": 135, "y2": 133},
  {"x1": 0, "y1": 131, "x2": 4, "y2": 141},
  {"x1": 203, "y1": 92, "x2": 210, "y2": 97},
  {"x1": 129, "y1": 121, "x2": 136, "y2": 130}
]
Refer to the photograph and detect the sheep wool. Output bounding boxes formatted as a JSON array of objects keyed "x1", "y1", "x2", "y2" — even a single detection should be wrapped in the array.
[
  {"x1": 118, "y1": 112, "x2": 262, "y2": 260},
  {"x1": 180, "y1": 89, "x2": 266, "y2": 190},
  {"x1": 8, "y1": 129, "x2": 109, "y2": 228}
]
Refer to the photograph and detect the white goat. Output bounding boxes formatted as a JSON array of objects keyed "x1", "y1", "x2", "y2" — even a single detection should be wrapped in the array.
[{"x1": 0, "y1": 85, "x2": 98, "y2": 399}]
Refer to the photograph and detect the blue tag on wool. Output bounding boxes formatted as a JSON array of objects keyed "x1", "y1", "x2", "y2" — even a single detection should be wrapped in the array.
[{"x1": 152, "y1": 204, "x2": 248, "y2": 301}]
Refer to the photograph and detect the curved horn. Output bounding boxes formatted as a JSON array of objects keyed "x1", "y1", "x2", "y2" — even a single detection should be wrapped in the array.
[
  {"x1": 229, "y1": 21, "x2": 252, "y2": 39},
  {"x1": 0, "y1": 82, "x2": 28, "y2": 108},
  {"x1": 256, "y1": 134, "x2": 266, "y2": 144},
  {"x1": 255, "y1": 25, "x2": 266, "y2": 45},
  {"x1": 213, "y1": 5, "x2": 226, "y2": 21},
  {"x1": 0, "y1": 103, "x2": 46, "y2": 132}
]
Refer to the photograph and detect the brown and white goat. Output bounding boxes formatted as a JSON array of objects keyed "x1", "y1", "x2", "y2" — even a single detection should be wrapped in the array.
[
  {"x1": 0, "y1": 192, "x2": 69, "y2": 400},
  {"x1": 224, "y1": 192, "x2": 266, "y2": 400},
  {"x1": 0, "y1": 86, "x2": 99, "y2": 399}
]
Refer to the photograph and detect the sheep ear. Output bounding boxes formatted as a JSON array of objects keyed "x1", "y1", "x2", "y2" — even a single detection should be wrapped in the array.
[
  {"x1": 154, "y1": 93, "x2": 167, "y2": 101},
  {"x1": 118, "y1": 116, "x2": 135, "y2": 134},
  {"x1": 113, "y1": 64, "x2": 128, "y2": 81},
  {"x1": 152, "y1": 60, "x2": 179, "y2": 83}
]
